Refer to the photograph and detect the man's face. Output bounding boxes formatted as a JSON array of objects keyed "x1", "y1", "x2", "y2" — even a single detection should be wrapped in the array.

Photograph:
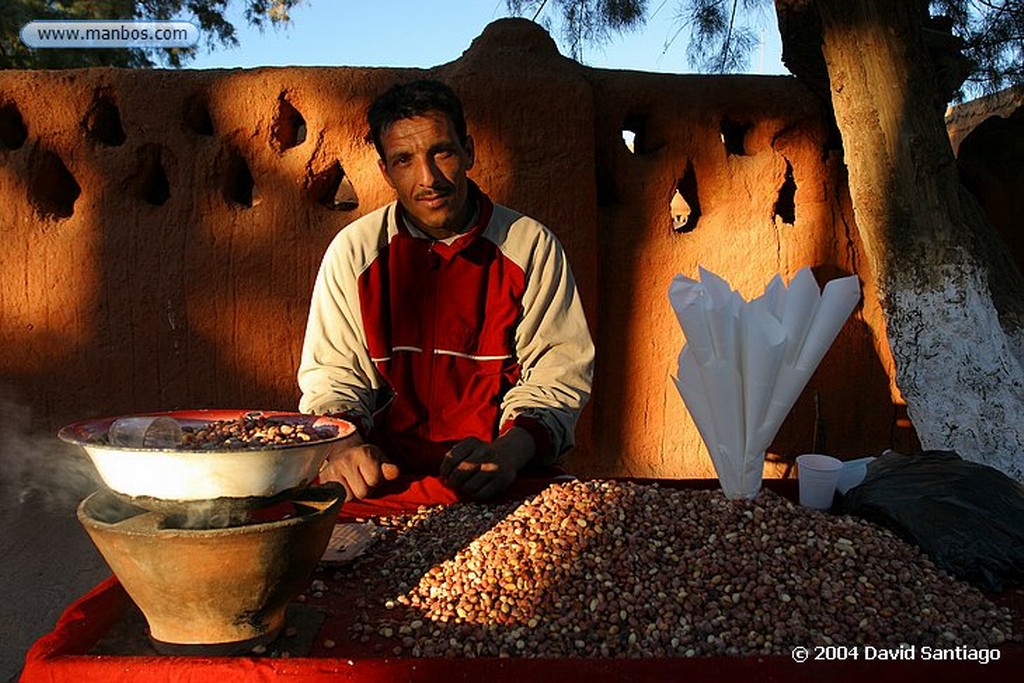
[{"x1": 377, "y1": 110, "x2": 475, "y2": 239}]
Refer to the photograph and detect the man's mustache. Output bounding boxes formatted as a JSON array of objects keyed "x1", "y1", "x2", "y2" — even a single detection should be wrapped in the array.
[{"x1": 414, "y1": 186, "x2": 453, "y2": 201}]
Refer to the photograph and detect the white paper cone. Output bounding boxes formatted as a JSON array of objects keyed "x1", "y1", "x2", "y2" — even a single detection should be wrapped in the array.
[
  {"x1": 669, "y1": 266, "x2": 860, "y2": 500},
  {"x1": 762, "y1": 284, "x2": 861, "y2": 446},
  {"x1": 674, "y1": 349, "x2": 719, "y2": 454},
  {"x1": 758, "y1": 367, "x2": 814, "y2": 448},
  {"x1": 755, "y1": 274, "x2": 786, "y2": 321},
  {"x1": 739, "y1": 446, "x2": 768, "y2": 499},
  {"x1": 793, "y1": 275, "x2": 861, "y2": 371},
  {"x1": 738, "y1": 300, "x2": 787, "y2": 497},
  {"x1": 678, "y1": 356, "x2": 746, "y2": 495},
  {"x1": 740, "y1": 299, "x2": 787, "y2": 439},
  {"x1": 700, "y1": 268, "x2": 741, "y2": 362},
  {"x1": 669, "y1": 276, "x2": 715, "y2": 365},
  {"x1": 779, "y1": 269, "x2": 822, "y2": 367}
]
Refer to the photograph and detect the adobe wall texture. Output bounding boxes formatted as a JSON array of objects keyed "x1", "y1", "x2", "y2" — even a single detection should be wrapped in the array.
[
  {"x1": 0, "y1": 19, "x2": 923, "y2": 478},
  {"x1": 951, "y1": 85, "x2": 1024, "y2": 279}
]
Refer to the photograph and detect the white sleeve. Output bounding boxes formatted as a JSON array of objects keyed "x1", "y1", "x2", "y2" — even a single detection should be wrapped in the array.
[
  {"x1": 297, "y1": 222, "x2": 386, "y2": 428},
  {"x1": 500, "y1": 221, "x2": 595, "y2": 463}
]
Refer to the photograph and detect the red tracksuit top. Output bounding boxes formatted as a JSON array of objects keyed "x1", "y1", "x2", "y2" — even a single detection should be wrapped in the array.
[{"x1": 299, "y1": 185, "x2": 594, "y2": 475}]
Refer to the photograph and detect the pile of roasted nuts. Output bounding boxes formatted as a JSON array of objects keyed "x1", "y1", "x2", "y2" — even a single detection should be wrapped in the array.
[
  {"x1": 178, "y1": 414, "x2": 335, "y2": 449},
  {"x1": 342, "y1": 480, "x2": 1014, "y2": 658}
]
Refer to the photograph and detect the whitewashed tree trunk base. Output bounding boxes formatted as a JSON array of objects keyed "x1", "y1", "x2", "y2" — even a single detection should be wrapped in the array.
[
  {"x1": 809, "y1": 0, "x2": 1024, "y2": 483},
  {"x1": 888, "y1": 258, "x2": 1024, "y2": 481}
]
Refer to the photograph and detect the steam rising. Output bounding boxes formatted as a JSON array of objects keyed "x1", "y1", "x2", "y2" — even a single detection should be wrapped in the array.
[
  {"x1": 0, "y1": 388, "x2": 102, "y2": 512},
  {"x1": 170, "y1": 501, "x2": 254, "y2": 530},
  {"x1": 83, "y1": 492, "x2": 256, "y2": 530}
]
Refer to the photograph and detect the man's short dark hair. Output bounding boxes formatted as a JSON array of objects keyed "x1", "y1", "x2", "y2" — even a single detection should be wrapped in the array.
[{"x1": 367, "y1": 79, "x2": 468, "y2": 159}]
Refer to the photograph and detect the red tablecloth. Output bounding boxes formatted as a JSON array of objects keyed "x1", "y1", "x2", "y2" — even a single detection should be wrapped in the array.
[{"x1": 21, "y1": 478, "x2": 1023, "y2": 682}]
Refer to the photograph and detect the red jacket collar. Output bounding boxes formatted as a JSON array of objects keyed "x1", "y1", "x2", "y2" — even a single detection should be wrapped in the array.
[{"x1": 396, "y1": 182, "x2": 494, "y2": 259}]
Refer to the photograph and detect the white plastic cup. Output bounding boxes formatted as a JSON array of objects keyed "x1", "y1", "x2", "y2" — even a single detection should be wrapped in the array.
[
  {"x1": 796, "y1": 454, "x2": 843, "y2": 510},
  {"x1": 107, "y1": 416, "x2": 182, "y2": 449},
  {"x1": 836, "y1": 456, "x2": 875, "y2": 494}
]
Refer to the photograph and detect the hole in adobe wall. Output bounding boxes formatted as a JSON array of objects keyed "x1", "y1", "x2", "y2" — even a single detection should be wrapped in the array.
[
  {"x1": 720, "y1": 118, "x2": 752, "y2": 156},
  {"x1": 622, "y1": 112, "x2": 650, "y2": 154},
  {"x1": 0, "y1": 100, "x2": 27, "y2": 150},
  {"x1": 622, "y1": 130, "x2": 636, "y2": 153},
  {"x1": 183, "y1": 92, "x2": 214, "y2": 136},
  {"x1": 224, "y1": 150, "x2": 259, "y2": 208},
  {"x1": 29, "y1": 149, "x2": 81, "y2": 219},
  {"x1": 671, "y1": 161, "x2": 701, "y2": 233},
  {"x1": 137, "y1": 145, "x2": 170, "y2": 206},
  {"x1": 271, "y1": 93, "x2": 307, "y2": 152},
  {"x1": 309, "y1": 162, "x2": 358, "y2": 210},
  {"x1": 774, "y1": 159, "x2": 797, "y2": 225},
  {"x1": 82, "y1": 89, "x2": 126, "y2": 146}
]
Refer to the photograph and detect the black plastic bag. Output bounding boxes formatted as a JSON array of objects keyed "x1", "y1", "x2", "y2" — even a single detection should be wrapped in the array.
[{"x1": 841, "y1": 450, "x2": 1024, "y2": 592}]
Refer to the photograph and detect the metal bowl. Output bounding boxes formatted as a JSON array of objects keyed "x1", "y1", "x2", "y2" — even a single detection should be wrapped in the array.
[{"x1": 59, "y1": 409, "x2": 354, "y2": 503}]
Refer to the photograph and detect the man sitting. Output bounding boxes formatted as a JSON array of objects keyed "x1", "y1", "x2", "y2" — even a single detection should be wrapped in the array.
[{"x1": 298, "y1": 79, "x2": 594, "y2": 503}]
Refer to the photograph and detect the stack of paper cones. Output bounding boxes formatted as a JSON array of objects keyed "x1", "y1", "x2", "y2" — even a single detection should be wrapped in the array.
[{"x1": 669, "y1": 267, "x2": 861, "y2": 499}]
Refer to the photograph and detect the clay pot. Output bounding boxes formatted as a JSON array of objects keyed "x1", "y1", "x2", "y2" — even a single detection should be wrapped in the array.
[{"x1": 77, "y1": 483, "x2": 344, "y2": 652}]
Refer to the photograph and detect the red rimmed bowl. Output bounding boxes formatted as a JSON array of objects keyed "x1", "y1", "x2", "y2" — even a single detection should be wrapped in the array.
[{"x1": 59, "y1": 409, "x2": 354, "y2": 504}]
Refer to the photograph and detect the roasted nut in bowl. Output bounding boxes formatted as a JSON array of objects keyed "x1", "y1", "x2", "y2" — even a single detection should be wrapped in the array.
[{"x1": 59, "y1": 410, "x2": 355, "y2": 503}]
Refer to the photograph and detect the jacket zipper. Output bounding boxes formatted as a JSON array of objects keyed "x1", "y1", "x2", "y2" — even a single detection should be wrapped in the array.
[{"x1": 426, "y1": 241, "x2": 439, "y2": 443}]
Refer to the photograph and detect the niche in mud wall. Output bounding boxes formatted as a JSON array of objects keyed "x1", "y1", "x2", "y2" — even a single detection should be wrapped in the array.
[
  {"x1": 0, "y1": 98, "x2": 27, "y2": 150},
  {"x1": 671, "y1": 161, "x2": 701, "y2": 234},
  {"x1": 83, "y1": 88, "x2": 126, "y2": 147},
  {"x1": 28, "y1": 148, "x2": 80, "y2": 219}
]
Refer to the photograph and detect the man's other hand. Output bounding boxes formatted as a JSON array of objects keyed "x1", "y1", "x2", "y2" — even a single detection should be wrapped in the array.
[
  {"x1": 319, "y1": 433, "x2": 399, "y2": 500},
  {"x1": 440, "y1": 427, "x2": 536, "y2": 500}
]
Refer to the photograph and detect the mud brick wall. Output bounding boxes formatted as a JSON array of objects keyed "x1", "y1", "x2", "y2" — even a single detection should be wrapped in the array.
[
  {"x1": 0, "y1": 19, "x2": 923, "y2": 478},
  {"x1": 949, "y1": 85, "x2": 1024, "y2": 279}
]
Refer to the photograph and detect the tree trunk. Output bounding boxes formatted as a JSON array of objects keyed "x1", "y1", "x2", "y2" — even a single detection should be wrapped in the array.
[{"x1": 783, "y1": 0, "x2": 1024, "y2": 480}]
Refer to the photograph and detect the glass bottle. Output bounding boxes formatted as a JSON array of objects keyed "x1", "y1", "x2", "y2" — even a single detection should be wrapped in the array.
[{"x1": 107, "y1": 416, "x2": 182, "y2": 449}]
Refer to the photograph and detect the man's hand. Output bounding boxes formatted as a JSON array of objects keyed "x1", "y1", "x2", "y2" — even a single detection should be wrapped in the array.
[
  {"x1": 319, "y1": 432, "x2": 399, "y2": 500},
  {"x1": 440, "y1": 427, "x2": 536, "y2": 500}
]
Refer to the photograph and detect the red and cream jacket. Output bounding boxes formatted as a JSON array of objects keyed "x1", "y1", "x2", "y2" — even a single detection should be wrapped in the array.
[{"x1": 298, "y1": 188, "x2": 594, "y2": 474}]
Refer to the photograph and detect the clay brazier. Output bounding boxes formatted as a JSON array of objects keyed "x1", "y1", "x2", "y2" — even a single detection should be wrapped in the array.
[{"x1": 77, "y1": 484, "x2": 344, "y2": 652}]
